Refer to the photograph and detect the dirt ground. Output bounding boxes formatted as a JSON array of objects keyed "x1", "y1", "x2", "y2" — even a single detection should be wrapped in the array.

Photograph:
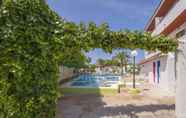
[{"x1": 57, "y1": 86, "x2": 175, "y2": 118}]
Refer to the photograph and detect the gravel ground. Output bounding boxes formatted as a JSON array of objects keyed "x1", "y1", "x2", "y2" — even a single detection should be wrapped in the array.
[{"x1": 57, "y1": 91, "x2": 175, "y2": 118}]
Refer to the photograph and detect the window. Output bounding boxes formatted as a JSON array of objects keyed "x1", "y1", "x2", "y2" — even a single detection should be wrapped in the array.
[{"x1": 176, "y1": 29, "x2": 185, "y2": 38}]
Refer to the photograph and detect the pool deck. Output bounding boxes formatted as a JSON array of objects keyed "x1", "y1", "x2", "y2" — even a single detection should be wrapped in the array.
[{"x1": 61, "y1": 87, "x2": 119, "y2": 95}]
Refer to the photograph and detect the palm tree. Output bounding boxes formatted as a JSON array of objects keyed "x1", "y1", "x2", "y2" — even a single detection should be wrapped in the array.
[
  {"x1": 113, "y1": 51, "x2": 130, "y2": 76},
  {"x1": 96, "y1": 58, "x2": 105, "y2": 66}
]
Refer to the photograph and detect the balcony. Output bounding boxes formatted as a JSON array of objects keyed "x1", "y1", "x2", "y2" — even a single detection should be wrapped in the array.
[{"x1": 152, "y1": 0, "x2": 186, "y2": 36}]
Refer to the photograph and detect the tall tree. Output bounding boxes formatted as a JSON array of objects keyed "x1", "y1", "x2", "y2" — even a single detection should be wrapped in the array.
[
  {"x1": 113, "y1": 51, "x2": 130, "y2": 75},
  {"x1": 96, "y1": 58, "x2": 106, "y2": 66},
  {"x1": 59, "y1": 48, "x2": 89, "y2": 69}
]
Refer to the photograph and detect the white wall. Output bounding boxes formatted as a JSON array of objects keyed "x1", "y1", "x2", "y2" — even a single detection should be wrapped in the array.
[
  {"x1": 160, "y1": 55, "x2": 176, "y2": 94},
  {"x1": 140, "y1": 61, "x2": 153, "y2": 81},
  {"x1": 175, "y1": 23, "x2": 186, "y2": 118},
  {"x1": 140, "y1": 55, "x2": 176, "y2": 95}
]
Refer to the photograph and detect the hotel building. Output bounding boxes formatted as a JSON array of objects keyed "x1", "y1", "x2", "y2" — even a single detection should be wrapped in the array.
[
  {"x1": 140, "y1": 0, "x2": 186, "y2": 95},
  {"x1": 139, "y1": 1, "x2": 186, "y2": 117}
]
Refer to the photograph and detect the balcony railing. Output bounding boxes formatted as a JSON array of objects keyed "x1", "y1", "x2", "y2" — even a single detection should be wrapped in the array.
[
  {"x1": 153, "y1": 0, "x2": 185, "y2": 35},
  {"x1": 157, "y1": 0, "x2": 179, "y2": 26}
]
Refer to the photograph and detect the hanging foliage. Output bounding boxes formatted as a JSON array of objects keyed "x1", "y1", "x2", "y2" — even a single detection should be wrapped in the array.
[
  {"x1": 0, "y1": 0, "x2": 178, "y2": 118},
  {"x1": 56, "y1": 21, "x2": 178, "y2": 53}
]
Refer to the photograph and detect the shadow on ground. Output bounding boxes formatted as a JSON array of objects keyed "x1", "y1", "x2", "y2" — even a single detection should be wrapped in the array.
[
  {"x1": 96, "y1": 104, "x2": 175, "y2": 118},
  {"x1": 57, "y1": 94, "x2": 175, "y2": 118}
]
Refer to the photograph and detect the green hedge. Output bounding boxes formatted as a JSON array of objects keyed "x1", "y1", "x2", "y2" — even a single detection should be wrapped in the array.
[{"x1": 0, "y1": 0, "x2": 61, "y2": 117}]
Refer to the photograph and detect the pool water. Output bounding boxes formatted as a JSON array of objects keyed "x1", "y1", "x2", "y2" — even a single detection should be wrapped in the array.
[{"x1": 70, "y1": 74, "x2": 121, "y2": 88}]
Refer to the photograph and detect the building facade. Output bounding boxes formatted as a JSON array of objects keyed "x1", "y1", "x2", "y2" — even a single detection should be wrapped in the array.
[
  {"x1": 140, "y1": 0, "x2": 186, "y2": 117},
  {"x1": 140, "y1": 0, "x2": 186, "y2": 95}
]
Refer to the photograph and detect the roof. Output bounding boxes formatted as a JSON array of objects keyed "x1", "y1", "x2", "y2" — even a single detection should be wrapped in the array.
[{"x1": 138, "y1": 53, "x2": 162, "y2": 65}]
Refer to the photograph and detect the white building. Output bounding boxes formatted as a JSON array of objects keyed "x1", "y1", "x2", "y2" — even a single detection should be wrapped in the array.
[
  {"x1": 140, "y1": 0, "x2": 186, "y2": 95},
  {"x1": 139, "y1": 0, "x2": 186, "y2": 117},
  {"x1": 95, "y1": 65, "x2": 126, "y2": 75}
]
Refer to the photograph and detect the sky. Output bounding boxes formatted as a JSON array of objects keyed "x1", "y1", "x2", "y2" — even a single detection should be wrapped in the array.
[{"x1": 47, "y1": 0, "x2": 161, "y2": 64}]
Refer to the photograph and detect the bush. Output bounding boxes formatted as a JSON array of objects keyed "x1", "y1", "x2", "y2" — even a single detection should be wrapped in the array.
[{"x1": 0, "y1": 0, "x2": 61, "y2": 117}]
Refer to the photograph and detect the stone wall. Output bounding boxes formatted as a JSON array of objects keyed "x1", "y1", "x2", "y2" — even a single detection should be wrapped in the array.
[{"x1": 58, "y1": 66, "x2": 76, "y2": 83}]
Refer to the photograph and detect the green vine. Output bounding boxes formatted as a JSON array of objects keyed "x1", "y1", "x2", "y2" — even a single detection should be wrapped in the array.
[{"x1": 0, "y1": 0, "x2": 178, "y2": 118}]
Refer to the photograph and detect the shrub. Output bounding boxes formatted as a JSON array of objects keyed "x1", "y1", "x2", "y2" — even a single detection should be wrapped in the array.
[{"x1": 0, "y1": 0, "x2": 61, "y2": 117}]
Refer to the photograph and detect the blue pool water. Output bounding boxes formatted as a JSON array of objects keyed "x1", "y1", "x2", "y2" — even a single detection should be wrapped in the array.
[{"x1": 70, "y1": 74, "x2": 121, "y2": 87}]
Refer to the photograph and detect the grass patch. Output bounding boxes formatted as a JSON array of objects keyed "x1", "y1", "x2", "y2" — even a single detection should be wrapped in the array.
[
  {"x1": 128, "y1": 88, "x2": 141, "y2": 95},
  {"x1": 61, "y1": 87, "x2": 118, "y2": 96},
  {"x1": 119, "y1": 84, "x2": 126, "y2": 88}
]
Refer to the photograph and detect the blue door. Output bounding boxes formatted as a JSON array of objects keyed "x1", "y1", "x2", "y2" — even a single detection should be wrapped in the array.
[{"x1": 157, "y1": 61, "x2": 160, "y2": 84}]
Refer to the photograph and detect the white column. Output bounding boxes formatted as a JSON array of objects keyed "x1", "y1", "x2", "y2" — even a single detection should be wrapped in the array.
[{"x1": 176, "y1": 42, "x2": 186, "y2": 118}]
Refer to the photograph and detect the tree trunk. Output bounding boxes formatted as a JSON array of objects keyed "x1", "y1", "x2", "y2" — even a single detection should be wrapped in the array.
[
  {"x1": 121, "y1": 59, "x2": 124, "y2": 76},
  {"x1": 124, "y1": 64, "x2": 127, "y2": 73}
]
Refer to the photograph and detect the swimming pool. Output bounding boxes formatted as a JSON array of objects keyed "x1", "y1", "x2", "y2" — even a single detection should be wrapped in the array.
[
  {"x1": 64, "y1": 74, "x2": 121, "y2": 88},
  {"x1": 61, "y1": 74, "x2": 122, "y2": 95}
]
